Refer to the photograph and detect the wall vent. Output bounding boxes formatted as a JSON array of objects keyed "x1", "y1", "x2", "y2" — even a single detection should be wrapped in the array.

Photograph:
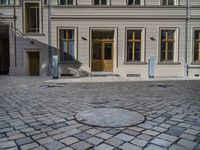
[
  {"x1": 194, "y1": 74, "x2": 200, "y2": 77},
  {"x1": 127, "y1": 74, "x2": 141, "y2": 77}
]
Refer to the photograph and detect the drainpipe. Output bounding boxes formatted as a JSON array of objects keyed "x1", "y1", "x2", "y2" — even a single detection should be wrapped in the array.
[
  {"x1": 14, "y1": 0, "x2": 17, "y2": 67},
  {"x1": 48, "y1": 0, "x2": 52, "y2": 75},
  {"x1": 184, "y1": 0, "x2": 189, "y2": 77}
]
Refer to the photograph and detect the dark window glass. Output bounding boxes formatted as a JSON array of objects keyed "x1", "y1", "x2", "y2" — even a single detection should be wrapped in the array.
[
  {"x1": 160, "y1": 30, "x2": 175, "y2": 62},
  {"x1": 168, "y1": 0, "x2": 174, "y2": 5},
  {"x1": 128, "y1": 0, "x2": 133, "y2": 5},
  {"x1": 101, "y1": 0, "x2": 107, "y2": 5},
  {"x1": 60, "y1": 0, "x2": 73, "y2": 5},
  {"x1": 60, "y1": 29, "x2": 75, "y2": 62},
  {"x1": 93, "y1": 43, "x2": 101, "y2": 59},
  {"x1": 127, "y1": 30, "x2": 142, "y2": 62},
  {"x1": 0, "y1": 0, "x2": 8, "y2": 4},
  {"x1": 194, "y1": 30, "x2": 200, "y2": 62},
  {"x1": 135, "y1": 0, "x2": 140, "y2": 5},
  {"x1": 135, "y1": 30, "x2": 141, "y2": 40},
  {"x1": 104, "y1": 43, "x2": 112, "y2": 59},
  {"x1": 127, "y1": 42, "x2": 133, "y2": 61},
  {"x1": 25, "y1": 3, "x2": 39, "y2": 33}
]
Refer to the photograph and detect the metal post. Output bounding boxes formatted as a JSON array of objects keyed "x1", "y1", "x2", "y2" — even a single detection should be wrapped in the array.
[
  {"x1": 48, "y1": 0, "x2": 52, "y2": 75},
  {"x1": 185, "y1": 0, "x2": 189, "y2": 77},
  {"x1": 14, "y1": 0, "x2": 17, "y2": 67}
]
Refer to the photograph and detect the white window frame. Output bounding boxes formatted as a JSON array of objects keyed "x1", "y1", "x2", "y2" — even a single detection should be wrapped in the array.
[
  {"x1": 126, "y1": 0, "x2": 145, "y2": 6},
  {"x1": 160, "y1": 0, "x2": 179, "y2": 6},
  {"x1": 23, "y1": 0, "x2": 42, "y2": 34},
  {"x1": 57, "y1": 27, "x2": 78, "y2": 63},
  {"x1": 125, "y1": 27, "x2": 146, "y2": 63},
  {"x1": 158, "y1": 27, "x2": 179, "y2": 63},
  {"x1": 192, "y1": 28, "x2": 200, "y2": 63}
]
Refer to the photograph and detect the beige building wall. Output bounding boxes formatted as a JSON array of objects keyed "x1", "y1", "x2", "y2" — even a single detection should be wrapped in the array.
[{"x1": 0, "y1": 0, "x2": 200, "y2": 78}]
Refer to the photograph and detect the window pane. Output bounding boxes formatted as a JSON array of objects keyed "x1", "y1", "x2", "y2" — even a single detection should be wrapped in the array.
[
  {"x1": 161, "y1": 41, "x2": 166, "y2": 51},
  {"x1": 93, "y1": 43, "x2": 101, "y2": 59},
  {"x1": 135, "y1": 0, "x2": 140, "y2": 5},
  {"x1": 68, "y1": 30, "x2": 74, "y2": 39},
  {"x1": 67, "y1": 0, "x2": 73, "y2": 5},
  {"x1": 135, "y1": 30, "x2": 141, "y2": 40},
  {"x1": 161, "y1": 0, "x2": 167, "y2": 5},
  {"x1": 161, "y1": 31, "x2": 166, "y2": 40},
  {"x1": 161, "y1": 52, "x2": 165, "y2": 62},
  {"x1": 104, "y1": 43, "x2": 112, "y2": 59},
  {"x1": 168, "y1": 52, "x2": 173, "y2": 61},
  {"x1": 195, "y1": 30, "x2": 200, "y2": 40},
  {"x1": 128, "y1": 0, "x2": 133, "y2": 5},
  {"x1": 127, "y1": 42, "x2": 133, "y2": 61},
  {"x1": 67, "y1": 41, "x2": 74, "y2": 61},
  {"x1": 168, "y1": 41, "x2": 174, "y2": 51},
  {"x1": 127, "y1": 31, "x2": 133, "y2": 40},
  {"x1": 60, "y1": 0, "x2": 66, "y2": 5},
  {"x1": 101, "y1": 0, "x2": 107, "y2": 5},
  {"x1": 135, "y1": 42, "x2": 141, "y2": 61},
  {"x1": 194, "y1": 42, "x2": 199, "y2": 61},
  {"x1": 168, "y1": 30, "x2": 175, "y2": 40},
  {"x1": 94, "y1": 0, "x2": 100, "y2": 5},
  {"x1": 168, "y1": 0, "x2": 174, "y2": 5},
  {"x1": 60, "y1": 29, "x2": 75, "y2": 61}
]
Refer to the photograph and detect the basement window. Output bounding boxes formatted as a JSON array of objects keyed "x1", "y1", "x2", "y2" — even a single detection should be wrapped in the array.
[
  {"x1": 194, "y1": 30, "x2": 200, "y2": 62},
  {"x1": 127, "y1": 0, "x2": 141, "y2": 5},
  {"x1": 24, "y1": 3, "x2": 40, "y2": 33},
  {"x1": 59, "y1": 0, "x2": 73, "y2": 5},
  {"x1": 161, "y1": 0, "x2": 174, "y2": 5}
]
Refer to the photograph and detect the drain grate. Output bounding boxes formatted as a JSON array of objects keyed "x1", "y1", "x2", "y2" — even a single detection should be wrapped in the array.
[
  {"x1": 40, "y1": 84, "x2": 64, "y2": 88},
  {"x1": 148, "y1": 84, "x2": 174, "y2": 88}
]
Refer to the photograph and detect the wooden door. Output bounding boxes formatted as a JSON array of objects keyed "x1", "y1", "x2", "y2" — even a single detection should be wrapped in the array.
[
  {"x1": 103, "y1": 42, "x2": 113, "y2": 72},
  {"x1": 29, "y1": 52, "x2": 39, "y2": 76},
  {"x1": 92, "y1": 42, "x2": 102, "y2": 71}
]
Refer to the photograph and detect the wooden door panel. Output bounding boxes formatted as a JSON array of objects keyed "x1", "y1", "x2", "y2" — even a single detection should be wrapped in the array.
[{"x1": 29, "y1": 52, "x2": 39, "y2": 76}]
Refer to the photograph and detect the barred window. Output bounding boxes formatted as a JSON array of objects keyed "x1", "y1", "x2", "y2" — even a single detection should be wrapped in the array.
[{"x1": 194, "y1": 30, "x2": 200, "y2": 62}]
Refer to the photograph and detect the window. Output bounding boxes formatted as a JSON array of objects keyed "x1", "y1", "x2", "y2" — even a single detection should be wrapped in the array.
[
  {"x1": 0, "y1": 0, "x2": 9, "y2": 5},
  {"x1": 161, "y1": 0, "x2": 174, "y2": 5},
  {"x1": 127, "y1": 0, "x2": 140, "y2": 5},
  {"x1": 127, "y1": 30, "x2": 142, "y2": 62},
  {"x1": 160, "y1": 30, "x2": 175, "y2": 62},
  {"x1": 59, "y1": 29, "x2": 75, "y2": 62},
  {"x1": 94, "y1": 0, "x2": 107, "y2": 5},
  {"x1": 194, "y1": 30, "x2": 200, "y2": 62},
  {"x1": 59, "y1": 0, "x2": 73, "y2": 5},
  {"x1": 25, "y1": 3, "x2": 40, "y2": 33}
]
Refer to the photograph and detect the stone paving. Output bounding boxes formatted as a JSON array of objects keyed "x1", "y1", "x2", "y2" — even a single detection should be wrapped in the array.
[{"x1": 0, "y1": 76, "x2": 200, "y2": 150}]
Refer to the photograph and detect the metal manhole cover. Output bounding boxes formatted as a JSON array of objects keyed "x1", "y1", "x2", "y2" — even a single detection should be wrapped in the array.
[{"x1": 75, "y1": 108, "x2": 145, "y2": 128}]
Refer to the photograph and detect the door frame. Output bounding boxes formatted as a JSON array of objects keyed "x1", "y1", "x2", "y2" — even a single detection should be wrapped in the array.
[
  {"x1": 92, "y1": 40, "x2": 113, "y2": 72},
  {"x1": 25, "y1": 50, "x2": 40, "y2": 76},
  {"x1": 89, "y1": 27, "x2": 117, "y2": 72}
]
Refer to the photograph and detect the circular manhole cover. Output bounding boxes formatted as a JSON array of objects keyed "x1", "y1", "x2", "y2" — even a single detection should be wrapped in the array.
[{"x1": 75, "y1": 108, "x2": 145, "y2": 128}]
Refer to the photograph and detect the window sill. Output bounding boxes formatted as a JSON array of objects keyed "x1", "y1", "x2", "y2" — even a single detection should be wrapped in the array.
[
  {"x1": 60, "y1": 61, "x2": 80, "y2": 65},
  {"x1": 157, "y1": 62, "x2": 181, "y2": 65},
  {"x1": 124, "y1": 62, "x2": 147, "y2": 65},
  {"x1": 23, "y1": 33, "x2": 45, "y2": 36},
  {"x1": 191, "y1": 62, "x2": 200, "y2": 65}
]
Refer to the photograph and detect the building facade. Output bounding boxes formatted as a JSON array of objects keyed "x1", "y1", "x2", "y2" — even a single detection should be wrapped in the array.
[{"x1": 0, "y1": 0, "x2": 200, "y2": 78}]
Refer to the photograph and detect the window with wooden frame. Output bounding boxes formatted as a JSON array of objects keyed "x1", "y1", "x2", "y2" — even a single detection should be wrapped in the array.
[
  {"x1": 161, "y1": 0, "x2": 174, "y2": 5},
  {"x1": 59, "y1": 29, "x2": 75, "y2": 62},
  {"x1": 25, "y1": 3, "x2": 40, "y2": 33},
  {"x1": 94, "y1": 0, "x2": 107, "y2": 5},
  {"x1": 127, "y1": 30, "x2": 142, "y2": 62},
  {"x1": 59, "y1": 0, "x2": 73, "y2": 5},
  {"x1": 160, "y1": 30, "x2": 175, "y2": 62},
  {"x1": 194, "y1": 30, "x2": 200, "y2": 62},
  {"x1": 127, "y1": 0, "x2": 140, "y2": 5}
]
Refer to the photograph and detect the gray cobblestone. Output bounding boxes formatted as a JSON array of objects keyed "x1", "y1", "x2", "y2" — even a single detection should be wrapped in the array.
[{"x1": 0, "y1": 77, "x2": 200, "y2": 149}]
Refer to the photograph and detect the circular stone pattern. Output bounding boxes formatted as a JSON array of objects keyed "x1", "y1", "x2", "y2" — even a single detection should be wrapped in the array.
[{"x1": 75, "y1": 108, "x2": 145, "y2": 128}]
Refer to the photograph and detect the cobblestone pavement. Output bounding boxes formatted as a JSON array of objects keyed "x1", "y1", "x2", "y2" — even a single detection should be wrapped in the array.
[{"x1": 0, "y1": 76, "x2": 200, "y2": 150}]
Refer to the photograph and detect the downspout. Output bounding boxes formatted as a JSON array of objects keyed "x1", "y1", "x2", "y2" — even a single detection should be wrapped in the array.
[
  {"x1": 48, "y1": 0, "x2": 52, "y2": 75},
  {"x1": 184, "y1": 0, "x2": 189, "y2": 77},
  {"x1": 14, "y1": 0, "x2": 17, "y2": 67}
]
